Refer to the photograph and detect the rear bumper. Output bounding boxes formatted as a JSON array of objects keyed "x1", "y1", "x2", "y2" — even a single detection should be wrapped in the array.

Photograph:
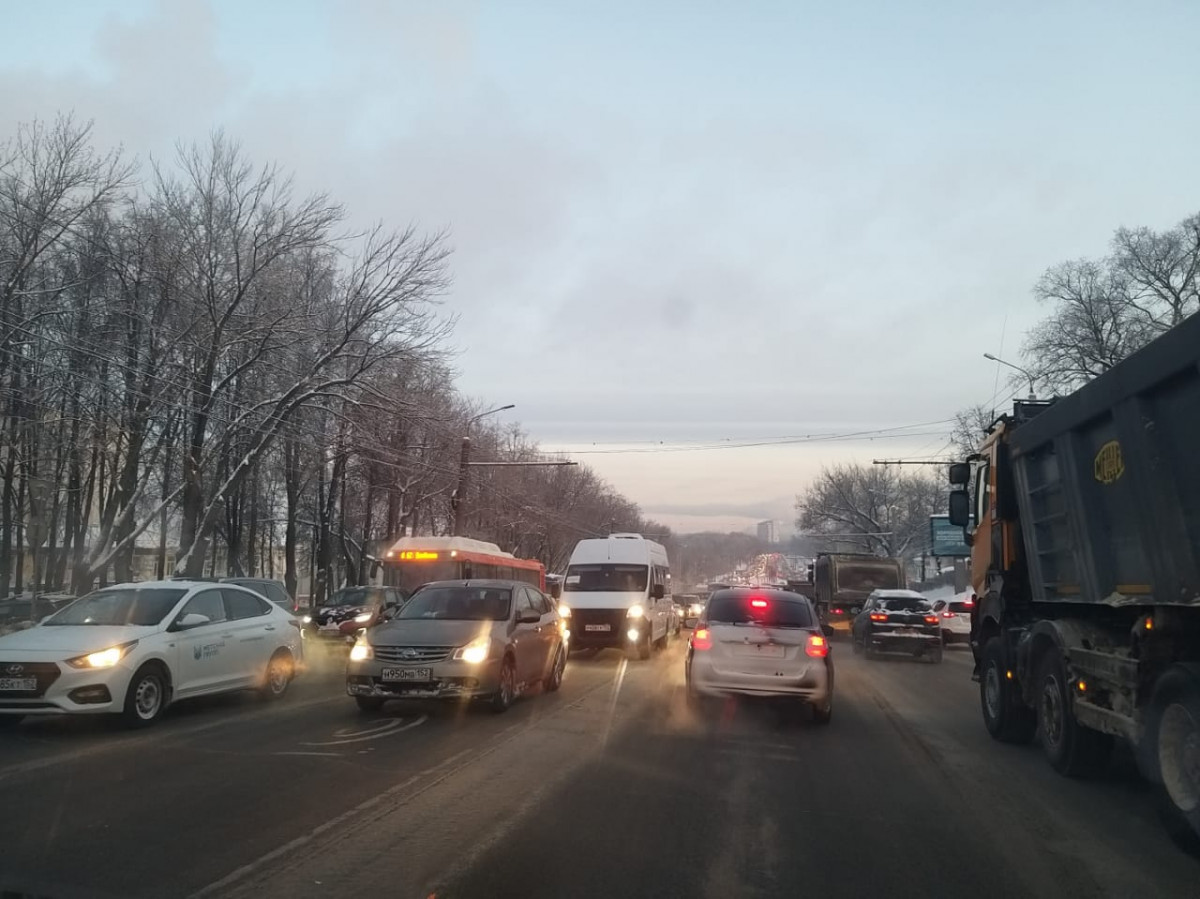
[
  {"x1": 689, "y1": 659, "x2": 831, "y2": 703},
  {"x1": 866, "y1": 631, "x2": 941, "y2": 651}
]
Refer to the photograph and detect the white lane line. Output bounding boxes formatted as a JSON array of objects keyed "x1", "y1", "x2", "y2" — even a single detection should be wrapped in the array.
[
  {"x1": 301, "y1": 715, "x2": 427, "y2": 746},
  {"x1": 273, "y1": 751, "x2": 342, "y2": 758}
]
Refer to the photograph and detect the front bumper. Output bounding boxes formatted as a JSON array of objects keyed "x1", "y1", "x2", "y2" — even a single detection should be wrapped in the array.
[
  {"x1": 0, "y1": 659, "x2": 135, "y2": 716},
  {"x1": 689, "y1": 657, "x2": 831, "y2": 703},
  {"x1": 346, "y1": 657, "x2": 503, "y2": 701}
]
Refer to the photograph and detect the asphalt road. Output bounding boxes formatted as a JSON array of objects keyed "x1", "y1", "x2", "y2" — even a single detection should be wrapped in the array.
[{"x1": 0, "y1": 634, "x2": 1196, "y2": 899}]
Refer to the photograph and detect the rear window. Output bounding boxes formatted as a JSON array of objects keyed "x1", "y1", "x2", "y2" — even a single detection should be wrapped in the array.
[
  {"x1": 706, "y1": 593, "x2": 813, "y2": 628},
  {"x1": 878, "y1": 597, "x2": 933, "y2": 612}
]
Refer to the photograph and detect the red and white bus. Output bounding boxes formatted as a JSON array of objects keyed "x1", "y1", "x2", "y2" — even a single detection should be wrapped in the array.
[{"x1": 381, "y1": 536, "x2": 546, "y2": 596}]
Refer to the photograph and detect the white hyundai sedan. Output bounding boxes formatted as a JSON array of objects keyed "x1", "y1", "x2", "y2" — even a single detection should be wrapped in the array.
[{"x1": 0, "y1": 580, "x2": 302, "y2": 728}]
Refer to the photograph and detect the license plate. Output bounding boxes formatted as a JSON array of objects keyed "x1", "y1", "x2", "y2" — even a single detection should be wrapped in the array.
[
  {"x1": 734, "y1": 644, "x2": 785, "y2": 658},
  {"x1": 0, "y1": 677, "x2": 37, "y2": 691},
  {"x1": 320, "y1": 624, "x2": 340, "y2": 633},
  {"x1": 584, "y1": 624, "x2": 611, "y2": 632},
  {"x1": 381, "y1": 667, "x2": 433, "y2": 682}
]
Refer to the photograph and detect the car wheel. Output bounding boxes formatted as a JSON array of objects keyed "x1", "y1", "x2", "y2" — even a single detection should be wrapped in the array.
[
  {"x1": 122, "y1": 663, "x2": 168, "y2": 728},
  {"x1": 1037, "y1": 648, "x2": 1112, "y2": 777},
  {"x1": 863, "y1": 639, "x2": 877, "y2": 661},
  {"x1": 851, "y1": 632, "x2": 863, "y2": 654},
  {"x1": 811, "y1": 693, "x2": 833, "y2": 725},
  {"x1": 261, "y1": 650, "x2": 294, "y2": 700},
  {"x1": 979, "y1": 637, "x2": 1035, "y2": 743},
  {"x1": 355, "y1": 696, "x2": 385, "y2": 713},
  {"x1": 544, "y1": 645, "x2": 566, "y2": 693},
  {"x1": 490, "y1": 656, "x2": 516, "y2": 713},
  {"x1": 635, "y1": 632, "x2": 651, "y2": 661}
]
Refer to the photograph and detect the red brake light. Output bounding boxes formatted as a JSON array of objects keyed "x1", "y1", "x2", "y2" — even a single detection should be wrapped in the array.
[
  {"x1": 869, "y1": 612, "x2": 888, "y2": 622},
  {"x1": 941, "y1": 611, "x2": 955, "y2": 618},
  {"x1": 750, "y1": 598, "x2": 768, "y2": 608},
  {"x1": 692, "y1": 627, "x2": 713, "y2": 651},
  {"x1": 832, "y1": 607, "x2": 844, "y2": 615},
  {"x1": 924, "y1": 615, "x2": 939, "y2": 625},
  {"x1": 805, "y1": 634, "x2": 829, "y2": 658}
]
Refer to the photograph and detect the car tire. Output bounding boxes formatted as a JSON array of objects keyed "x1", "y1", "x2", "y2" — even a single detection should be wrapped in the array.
[
  {"x1": 122, "y1": 663, "x2": 168, "y2": 728},
  {"x1": 261, "y1": 650, "x2": 294, "y2": 700},
  {"x1": 635, "y1": 632, "x2": 651, "y2": 661},
  {"x1": 490, "y1": 656, "x2": 516, "y2": 713},
  {"x1": 544, "y1": 645, "x2": 566, "y2": 693},
  {"x1": 863, "y1": 639, "x2": 878, "y2": 661},
  {"x1": 980, "y1": 637, "x2": 1035, "y2": 744},
  {"x1": 1036, "y1": 648, "x2": 1112, "y2": 776},
  {"x1": 851, "y1": 632, "x2": 863, "y2": 654},
  {"x1": 811, "y1": 694, "x2": 833, "y2": 725},
  {"x1": 1147, "y1": 668, "x2": 1200, "y2": 854},
  {"x1": 355, "y1": 696, "x2": 385, "y2": 713}
]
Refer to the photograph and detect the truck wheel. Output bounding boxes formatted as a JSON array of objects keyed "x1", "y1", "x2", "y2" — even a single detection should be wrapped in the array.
[
  {"x1": 980, "y1": 637, "x2": 1035, "y2": 744},
  {"x1": 1036, "y1": 649, "x2": 1112, "y2": 776},
  {"x1": 1149, "y1": 668, "x2": 1200, "y2": 852}
]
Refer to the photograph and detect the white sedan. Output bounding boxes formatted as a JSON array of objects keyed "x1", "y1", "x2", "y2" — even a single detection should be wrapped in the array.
[{"x1": 0, "y1": 580, "x2": 303, "y2": 728}]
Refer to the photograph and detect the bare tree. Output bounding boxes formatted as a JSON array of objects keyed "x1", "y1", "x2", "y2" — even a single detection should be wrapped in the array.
[{"x1": 950, "y1": 403, "x2": 995, "y2": 457}]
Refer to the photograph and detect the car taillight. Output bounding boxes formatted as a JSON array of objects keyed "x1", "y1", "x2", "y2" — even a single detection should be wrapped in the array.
[
  {"x1": 924, "y1": 615, "x2": 939, "y2": 625},
  {"x1": 869, "y1": 612, "x2": 888, "y2": 622},
  {"x1": 750, "y1": 598, "x2": 768, "y2": 609},
  {"x1": 941, "y1": 611, "x2": 956, "y2": 618},
  {"x1": 805, "y1": 634, "x2": 829, "y2": 658},
  {"x1": 692, "y1": 627, "x2": 713, "y2": 651},
  {"x1": 832, "y1": 607, "x2": 844, "y2": 615}
]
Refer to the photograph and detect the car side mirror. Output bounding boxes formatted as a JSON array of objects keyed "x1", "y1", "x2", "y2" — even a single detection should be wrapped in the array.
[
  {"x1": 948, "y1": 488, "x2": 971, "y2": 528},
  {"x1": 516, "y1": 608, "x2": 541, "y2": 624},
  {"x1": 948, "y1": 462, "x2": 971, "y2": 486},
  {"x1": 651, "y1": 584, "x2": 665, "y2": 600},
  {"x1": 172, "y1": 613, "x2": 211, "y2": 631}
]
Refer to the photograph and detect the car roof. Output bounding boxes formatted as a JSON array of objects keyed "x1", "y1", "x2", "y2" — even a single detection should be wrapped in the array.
[
  {"x1": 871, "y1": 589, "x2": 927, "y2": 599},
  {"x1": 712, "y1": 586, "x2": 808, "y2": 599},
  {"x1": 418, "y1": 579, "x2": 533, "y2": 590}
]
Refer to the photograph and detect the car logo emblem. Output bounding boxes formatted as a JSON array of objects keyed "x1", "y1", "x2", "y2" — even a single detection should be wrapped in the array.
[
  {"x1": 400, "y1": 648, "x2": 417, "y2": 660},
  {"x1": 5, "y1": 664, "x2": 23, "y2": 675}
]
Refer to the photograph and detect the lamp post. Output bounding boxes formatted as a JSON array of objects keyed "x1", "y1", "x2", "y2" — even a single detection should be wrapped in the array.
[
  {"x1": 452, "y1": 405, "x2": 515, "y2": 536},
  {"x1": 983, "y1": 353, "x2": 1037, "y2": 400}
]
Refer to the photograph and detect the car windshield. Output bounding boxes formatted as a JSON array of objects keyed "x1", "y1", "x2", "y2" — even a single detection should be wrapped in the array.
[
  {"x1": 877, "y1": 598, "x2": 933, "y2": 612},
  {"x1": 398, "y1": 586, "x2": 512, "y2": 621},
  {"x1": 322, "y1": 588, "x2": 374, "y2": 608},
  {"x1": 564, "y1": 564, "x2": 648, "y2": 592},
  {"x1": 706, "y1": 593, "x2": 813, "y2": 628},
  {"x1": 45, "y1": 589, "x2": 186, "y2": 627}
]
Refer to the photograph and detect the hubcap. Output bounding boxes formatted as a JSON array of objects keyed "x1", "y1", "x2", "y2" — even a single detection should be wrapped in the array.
[
  {"x1": 501, "y1": 666, "x2": 514, "y2": 704},
  {"x1": 269, "y1": 658, "x2": 288, "y2": 692},
  {"x1": 1041, "y1": 674, "x2": 1064, "y2": 747},
  {"x1": 1160, "y1": 703, "x2": 1200, "y2": 813},
  {"x1": 984, "y1": 665, "x2": 1001, "y2": 720},
  {"x1": 135, "y1": 676, "x2": 161, "y2": 719},
  {"x1": 554, "y1": 651, "x2": 564, "y2": 684}
]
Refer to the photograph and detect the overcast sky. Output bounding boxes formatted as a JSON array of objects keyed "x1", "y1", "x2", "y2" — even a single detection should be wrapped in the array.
[{"x1": 5, "y1": 0, "x2": 1200, "y2": 532}]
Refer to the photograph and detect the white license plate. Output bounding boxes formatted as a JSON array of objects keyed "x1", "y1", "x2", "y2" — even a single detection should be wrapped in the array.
[
  {"x1": 584, "y1": 624, "x2": 611, "y2": 632},
  {"x1": 381, "y1": 667, "x2": 433, "y2": 682},
  {"x1": 0, "y1": 677, "x2": 37, "y2": 691},
  {"x1": 734, "y1": 644, "x2": 785, "y2": 658}
]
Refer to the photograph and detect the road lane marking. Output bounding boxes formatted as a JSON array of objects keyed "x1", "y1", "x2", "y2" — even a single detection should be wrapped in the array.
[
  {"x1": 301, "y1": 715, "x2": 427, "y2": 746},
  {"x1": 274, "y1": 751, "x2": 342, "y2": 758}
]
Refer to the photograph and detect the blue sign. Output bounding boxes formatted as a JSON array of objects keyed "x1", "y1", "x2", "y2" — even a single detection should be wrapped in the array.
[{"x1": 930, "y1": 515, "x2": 971, "y2": 558}]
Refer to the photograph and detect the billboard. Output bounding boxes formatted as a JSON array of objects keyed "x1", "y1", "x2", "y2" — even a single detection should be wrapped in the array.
[{"x1": 930, "y1": 515, "x2": 971, "y2": 558}]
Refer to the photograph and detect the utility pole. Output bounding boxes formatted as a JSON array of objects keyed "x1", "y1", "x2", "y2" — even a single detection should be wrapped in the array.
[{"x1": 451, "y1": 436, "x2": 472, "y2": 536}]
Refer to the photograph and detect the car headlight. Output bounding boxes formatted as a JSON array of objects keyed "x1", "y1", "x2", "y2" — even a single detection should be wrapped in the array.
[
  {"x1": 689, "y1": 604, "x2": 703, "y2": 616},
  {"x1": 627, "y1": 604, "x2": 644, "y2": 619},
  {"x1": 558, "y1": 603, "x2": 571, "y2": 618},
  {"x1": 66, "y1": 641, "x2": 138, "y2": 669},
  {"x1": 302, "y1": 615, "x2": 312, "y2": 624},
  {"x1": 349, "y1": 640, "x2": 373, "y2": 662},
  {"x1": 452, "y1": 636, "x2": 491, "y2": 664},
  {"x1": 354, "y1": 612, "x2": 373, "y2": 623}
]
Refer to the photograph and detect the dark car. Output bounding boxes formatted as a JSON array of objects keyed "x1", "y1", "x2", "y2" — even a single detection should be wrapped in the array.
[
  {"x1": 220, "y1": 577, "x2": 297, "y2": 613},
  {"x1": 303, "y1": 586, "x2": 406, "y2": 645},
  {"x1": 850, "y1": 590, "x2": 942, "y2": 663}
]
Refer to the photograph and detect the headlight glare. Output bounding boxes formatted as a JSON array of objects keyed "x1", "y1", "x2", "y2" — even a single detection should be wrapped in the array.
[
  {"x1": 353, "y1": 612, "x2": 373, "y2": 623},
  {"x1": 301, "y1": 615, "x2": 312, "y2": 624},
  {"x1": 453, "y1": 636, "x2": 491, "y2": 664},
  {"x1": 349, "y1": 640, "x2": 373, "y2": 662},
  {"x1": 627, "y1": 604, "x2": 644, "y2": 619},
  {"x1": 558, "y1": 603, "x2": 571, "y2": 618},
  {"x1": 66, "y1": 641, "x2": 137, "y2": 669}
]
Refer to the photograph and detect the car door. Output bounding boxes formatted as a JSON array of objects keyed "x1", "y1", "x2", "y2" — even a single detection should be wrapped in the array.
[
  {"x1": 170, "y1": 589, "x2": 239, "y2": 696},
  {"x1": 532, "y1": 589, "x2": 561, "y2": 670},
  {"x1": 853, "y1": 598, "x2": 874, "y2": 643},
  {"x1": 513, "y1": 588, "x2": 548, "y2": 683},
  {"x1": 223, "y1": 588, "x2": 276, "y2": 686}
]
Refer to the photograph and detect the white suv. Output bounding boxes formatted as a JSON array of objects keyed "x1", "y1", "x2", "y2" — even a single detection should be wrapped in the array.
[
  {"x1": 929, "y1": 592, "x2": 974, "y2": 645},
  {"x1": 0, "y1": 580, "x2": 302, "y2": 728}
]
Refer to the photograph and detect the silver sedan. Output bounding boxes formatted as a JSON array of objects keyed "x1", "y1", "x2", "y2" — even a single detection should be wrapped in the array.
[
  {"x1": 346, "y1": 580, "x2": 568, "y2": 713},
  {"x1": 685, "y1": 587, "x2": 833, "y2": 724}
]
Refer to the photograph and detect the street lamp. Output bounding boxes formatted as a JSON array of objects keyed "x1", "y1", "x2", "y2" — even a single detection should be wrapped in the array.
[
  {"x1": 452, "y1": 404, "x2": 515, "y2": 536},
  {"x1": 983, "y1": 353, "x2": 1037, "y2": 400}
]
